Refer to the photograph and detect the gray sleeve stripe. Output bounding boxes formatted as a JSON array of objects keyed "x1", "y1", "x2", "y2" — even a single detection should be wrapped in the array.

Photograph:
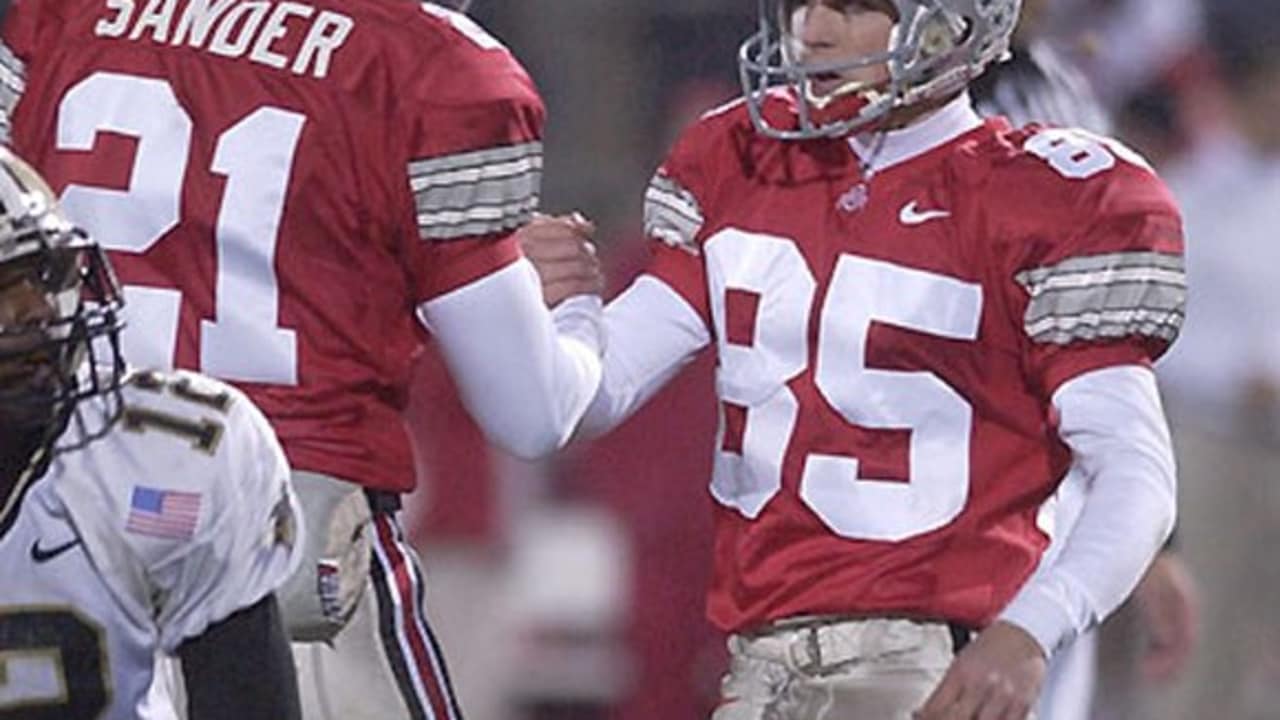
[
  {"x1": 1031, "y1": 321, "x2": 1182, "y2": 346},
  {"x1": 643, "y1": 173, "x2": 704, "y2": 253},
  {"x1": 1026, "y1": 307, "x2": 1184, "y2": 345},
  {"x1": 417, "y1": 194, "x2": 538, "y2": 227},
  {"x1": 646, "y1": 175, "x2": 703, "y2": 223},
  {"x1": 1015, "y1": 251, "x2": 1184, "y2": 290},
  {"x1": 645, "y1": 186, "x2": 703, "y2": 228},
  {"x1": 409, "y1": 155, "x2": 542, "y2": 192},
  {"x1": 1024, "y1": 281, "x2": 1186, "y2": 326},
  {"x1": 0, "y1": 42, "x2": 24, "y2": 92},
  {"x1": 645, "y1": 190, "x2": 704, "y2": 230},
  {"x1": 416, "y1": 195, "x2": 538, "y2": 240},
  {"x1": 1016, "y1": 251, "x2": 1186, "y2": 344},
  {"x1": 0, "y1": 41, "x2": 23, "y2": 142},
  {"x1": 407, "y1": 141, "x2": 542, "y2": 179},
  {"x1": 412, "y1": 170, "x2": 541, "y2": 214},
  {"x1": 0, "y1": 66, "x2": 22, "y2": 96},
  {"x1": 644, "y1": 202, "x2": 703, "y2": 254},
  {"x1": 1019, "y1": 267, "x2": 1185, "y2": 295}
]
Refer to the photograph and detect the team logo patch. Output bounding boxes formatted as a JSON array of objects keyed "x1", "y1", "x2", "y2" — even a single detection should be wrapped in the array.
[
  {"x1": 125, "y1": 486, "x2": 202, "y2": 540},
  {"x1": 837, "y1": 183, "x2": 869, "y2": 213}
]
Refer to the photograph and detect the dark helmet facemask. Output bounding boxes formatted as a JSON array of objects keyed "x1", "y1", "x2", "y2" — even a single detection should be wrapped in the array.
[{"x1": 0, "y1": 150, "x2": 126, "y2": 437}]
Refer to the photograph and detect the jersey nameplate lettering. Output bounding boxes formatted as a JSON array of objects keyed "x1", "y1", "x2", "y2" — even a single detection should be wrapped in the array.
[{"x1": 94, "y1": 0, "x2": 354, "y2": 79}]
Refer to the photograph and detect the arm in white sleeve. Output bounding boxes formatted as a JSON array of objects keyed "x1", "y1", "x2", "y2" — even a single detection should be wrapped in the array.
[
  {"x1": 418, "y1": 258, "x2": 603, "y2": 459},
  {"x1": 571, "y1": 274, "x2": 712, "y2": 438},
  {"x1": 999, "y1": 364, "x2": 1177, "y2": 657}
]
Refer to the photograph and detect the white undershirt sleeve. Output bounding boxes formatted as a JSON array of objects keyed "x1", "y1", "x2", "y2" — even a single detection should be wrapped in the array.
[
  {"x1": 571, "y1": 274, "x2": 712, "y2": 438},
  {"x1": 418, "y1": 258, "x2": 603, "y2": 459},
  {"x1": 999, "y1": 364, "x2": 1177, "y2": 657}
]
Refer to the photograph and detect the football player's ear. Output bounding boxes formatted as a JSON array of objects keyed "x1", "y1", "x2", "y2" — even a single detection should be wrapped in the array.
[{"x1": 517, "y1": 212, "x2": 603, "y2": 307}]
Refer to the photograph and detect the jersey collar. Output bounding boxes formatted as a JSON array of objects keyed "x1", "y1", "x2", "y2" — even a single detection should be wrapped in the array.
[{"x1": 848, "y1": 93, "x2": 983, "y2": 175}]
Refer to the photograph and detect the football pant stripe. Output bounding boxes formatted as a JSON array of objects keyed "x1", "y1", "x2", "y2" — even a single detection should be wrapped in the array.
[
  {"x1": 371, "y1": 515, "x2": 461, "y2": 720},
  {"x1": 370, "y1": 535, "x2": 434, "y2": 720},
  {"x1": 408, "y1": 141, "x2": 543, "y2": 179}
]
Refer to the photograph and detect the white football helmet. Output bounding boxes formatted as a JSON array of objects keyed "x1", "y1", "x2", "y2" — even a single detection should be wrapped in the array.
[{"x1": 739, "y1": 0, "x2": 1023, "y2": 140}]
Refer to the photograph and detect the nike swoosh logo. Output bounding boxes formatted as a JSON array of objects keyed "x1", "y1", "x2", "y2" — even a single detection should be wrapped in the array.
[
  {"x1": 899, "y1": 201, "x2": 951, "y2": 226},
  {"x1": 30, "y1": 538, "x2": 82, "y2": 563}
]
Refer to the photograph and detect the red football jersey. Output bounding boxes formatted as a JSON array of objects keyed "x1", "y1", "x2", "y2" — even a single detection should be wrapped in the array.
[
  {"x1": 2, "y1": 0, "x2": 544, "y2": 491},
  {"x1": 642, "y1": 95, "x2": 1185, "y2": 633}
]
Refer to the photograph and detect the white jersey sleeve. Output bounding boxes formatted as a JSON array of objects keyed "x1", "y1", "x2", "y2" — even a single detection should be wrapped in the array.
[
  {"x1": 418, "y1": 258, "x2": 604, "y2": 458},
  {"x1": 998, "y1": 365, "x2": 1176, "y2": 656},
  {"x1": 53, "y1": 370, "x2": 304, "y2": 654},
  {"x1": 575, "y1": 273, "x2": 711, "y2": 438}
]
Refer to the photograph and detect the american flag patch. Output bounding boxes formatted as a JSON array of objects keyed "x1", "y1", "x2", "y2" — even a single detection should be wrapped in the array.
[{"x1": 125, "y1": 486, "x2": 202, "y2": 540}]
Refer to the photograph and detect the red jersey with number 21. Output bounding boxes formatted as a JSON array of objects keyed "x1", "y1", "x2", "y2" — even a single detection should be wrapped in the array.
[
  {"x1": 642, "y1": 94, "x2": 1184, "y2": 633},
  {"x1": 2, "y1": 0, "x2": 544, "y2": 492}
]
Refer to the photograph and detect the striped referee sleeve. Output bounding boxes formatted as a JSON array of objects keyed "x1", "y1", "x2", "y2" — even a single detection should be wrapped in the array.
[
  {"x1": 408, "y1": 140, "x2": 541, "y2": 241},
  {"x1": 1016, "y1": 251, "x2": 1186, "y2": 345},
  {"x1": 644, "y1": 172, "x2": 704, "y2": 254},
  {"x1": 0, "y1": 41, "x2": 25, "y2": 145}
]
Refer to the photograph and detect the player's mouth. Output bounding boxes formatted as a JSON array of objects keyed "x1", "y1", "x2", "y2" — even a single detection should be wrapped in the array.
[
  {"x1": 806, "y1": 69, "x2": 870, "y2": 107},
  {"x1": 810, "y1": 71, "x2": 845, "y2": 96}
]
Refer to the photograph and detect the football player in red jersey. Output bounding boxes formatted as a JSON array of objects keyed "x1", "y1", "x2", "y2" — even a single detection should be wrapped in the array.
[
  {"x1": 0, "y1": 1, "x2": 603, "y2": 719},
  {"x1": 527, "y1": 1, "x2": 1185, "y2": 718}
]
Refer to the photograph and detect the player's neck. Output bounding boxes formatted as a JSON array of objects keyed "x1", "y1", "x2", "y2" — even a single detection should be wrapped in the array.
[{"x1": 848, "y1": 92, "x2": 981, "y2": 174}]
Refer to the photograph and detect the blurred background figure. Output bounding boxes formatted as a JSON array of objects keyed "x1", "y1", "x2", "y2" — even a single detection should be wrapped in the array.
[
  {"x1": 1153, "y1": 2, "x2": 1280, "y2": 719},
  {"x1": 404, "y1": 1, "x2": 1280, "y2": 718}
]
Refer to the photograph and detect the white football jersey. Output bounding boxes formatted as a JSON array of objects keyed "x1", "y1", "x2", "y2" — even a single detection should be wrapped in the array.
[{"x1": 0, "y1": 369, "x2": 303, "y2": 720}]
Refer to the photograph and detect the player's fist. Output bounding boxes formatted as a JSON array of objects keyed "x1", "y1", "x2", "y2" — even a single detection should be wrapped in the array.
[
  {"x1": 914, "y1": 621, "x2": 1046, "y2": 720},
  {"x1": 517, "y1": 212, "x2": 603, "y2": 307}
]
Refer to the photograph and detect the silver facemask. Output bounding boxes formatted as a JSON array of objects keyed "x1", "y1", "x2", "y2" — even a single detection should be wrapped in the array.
[{"x1": 738, "y1": 0, "x2": 1022, "y2": 140}]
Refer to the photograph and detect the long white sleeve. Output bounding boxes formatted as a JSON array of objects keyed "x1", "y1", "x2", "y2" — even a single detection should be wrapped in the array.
[
  {"x1": 418, "y1": 258, "x2": 603, "y2": 459},
  {"x1": 999, "y1": 364, "x2": 1177, "y2": 656},
  {"x1": 571, "y1": 274, "x2": 712, "y2": 438}
]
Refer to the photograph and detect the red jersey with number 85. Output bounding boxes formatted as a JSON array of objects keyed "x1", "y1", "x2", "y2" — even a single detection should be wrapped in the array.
[
  {"x1": 2, "y1": 0, "x2": 543, "y2": 491},
  {"x1": 642, "y1": 94, "x2": 1185, "y2": 633}
]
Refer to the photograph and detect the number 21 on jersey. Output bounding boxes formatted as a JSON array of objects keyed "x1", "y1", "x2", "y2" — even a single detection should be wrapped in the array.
[
  {"x1": 706, "y1": 229, "x2": 984, "y2": 543},
  {"x1": 58, "y1": 71, "x2": 304, "y2": 385}
]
